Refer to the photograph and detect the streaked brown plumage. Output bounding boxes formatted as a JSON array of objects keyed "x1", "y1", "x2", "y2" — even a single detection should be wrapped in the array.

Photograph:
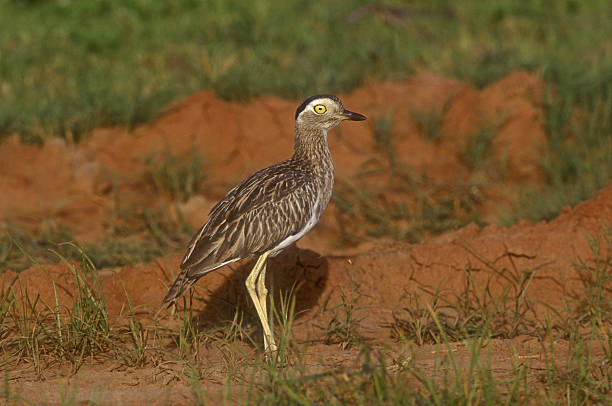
[{"x1": 164, "y1": 94, "x2": 366, "y2": 355}]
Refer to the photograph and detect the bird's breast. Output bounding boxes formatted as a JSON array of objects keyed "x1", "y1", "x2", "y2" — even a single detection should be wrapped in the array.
[{"x1": 269, "y1": 194, "x2": 322, "y2": 256}]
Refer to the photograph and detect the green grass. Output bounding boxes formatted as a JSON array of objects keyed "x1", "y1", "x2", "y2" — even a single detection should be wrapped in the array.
[
  {"x1": 119, "y1": 286, "x2": 149, "y2": 367},
  {"x1": 372, "y1": 111, "x2": 396, "y2": 169},
  {"x1": 411, "y1": 104, "x2": 448, "y2": 143},
  {"x1": 145, "y1": 150, "x2": 206, "y2": 202},
  {"x1": 391, "y1": 264, "x2": 539, "y2": 345},
  {"x1": 0, "y1": 204, "x2": 193, "y2": 273},
  {"x1": 1, "y1": 222, "x2": 76, "y2": 273},
  {"x1": 2, "y1": 245, "x2": 110, "y2": 375},
  {"x1": 1, "y1": 0, "x2": 612, "y2": 143},
  {"x1": 460, "y1": 124, "x2": 499, "y2": 171},
  {"x1": 321, "y1": 285, "x2": 368, "y2": 350}
]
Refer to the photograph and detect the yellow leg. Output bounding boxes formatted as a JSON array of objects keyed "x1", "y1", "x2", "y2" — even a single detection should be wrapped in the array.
[
  {"x1": 257, "y1": 261, "x2": 277, "y2": 353},
  {"x1": 245, "y1": 251, "x2": 275, "y2": 355}
]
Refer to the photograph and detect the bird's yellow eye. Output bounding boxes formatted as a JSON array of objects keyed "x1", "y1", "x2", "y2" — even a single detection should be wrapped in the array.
[{"x1": 313, "y1": 104, "x2": 327, "y2": 114}]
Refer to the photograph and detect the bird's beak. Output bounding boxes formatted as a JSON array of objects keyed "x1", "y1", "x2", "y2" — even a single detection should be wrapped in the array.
[{"x1": 341, "y1": 109, "x2": 367, "y2": 121}]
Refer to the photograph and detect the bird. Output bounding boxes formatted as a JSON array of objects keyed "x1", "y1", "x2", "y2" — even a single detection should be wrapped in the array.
[{"x1": 163, "y1": 94, "x2": 367, "y2": 355}]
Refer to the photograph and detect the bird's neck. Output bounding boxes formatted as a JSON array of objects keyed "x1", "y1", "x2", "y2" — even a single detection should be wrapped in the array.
[{"x1": 291, "y1": 124, "x2": 333, "y2": 170}]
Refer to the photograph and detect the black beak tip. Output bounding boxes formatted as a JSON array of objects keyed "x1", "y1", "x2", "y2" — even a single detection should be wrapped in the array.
[{"x1": 343, "y1": 110, "x2": 367, "y2": 121}]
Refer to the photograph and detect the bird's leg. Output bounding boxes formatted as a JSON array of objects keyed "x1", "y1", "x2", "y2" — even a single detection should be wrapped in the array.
[
  {"x1": 245, "y1": 251, "x2": 275, "y2": 355},
  {"x1": 257, "y1": 260, "x2": 277, "y2": 354},
  {"x1": 245, "y1": 254, "x2": 269, "y2": 350}
]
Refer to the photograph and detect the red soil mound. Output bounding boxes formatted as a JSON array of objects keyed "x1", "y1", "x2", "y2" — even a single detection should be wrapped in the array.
[{"x1": 0, "y1": 71, "x2": 546, "y2": 247}]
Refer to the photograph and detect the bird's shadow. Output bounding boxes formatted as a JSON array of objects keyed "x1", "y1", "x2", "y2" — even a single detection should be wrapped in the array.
[{"x1": 184, "y1": 245, "x2": 329, "y2": 337}]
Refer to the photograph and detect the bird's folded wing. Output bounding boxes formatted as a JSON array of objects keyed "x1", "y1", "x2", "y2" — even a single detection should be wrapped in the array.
[{"x1": 179, "y1": 162, "x2": 315, "y2": 272}]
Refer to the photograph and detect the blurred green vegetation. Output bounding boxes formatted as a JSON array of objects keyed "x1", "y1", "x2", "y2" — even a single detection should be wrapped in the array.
[
  {"x1": 502, "y1": 83, "x2": 612, "y2": 224},
  {"x1": 0, "y1": 204, "x2": 194, "y2": 273},
  {"x1": 1, "y1": 0, "x2": 611, "y2": 142}
]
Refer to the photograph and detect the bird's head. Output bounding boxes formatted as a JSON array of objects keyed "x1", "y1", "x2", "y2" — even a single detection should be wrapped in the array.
[{"x1": 294, "y1": 94, "x2": 367, "y2": 131}]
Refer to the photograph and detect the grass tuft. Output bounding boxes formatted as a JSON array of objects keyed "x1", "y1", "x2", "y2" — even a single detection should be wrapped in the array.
[
  {"x1": 145, "y1": 150, "x2": 205, "y2": 202},
  {"x1": 372, "y1": 111, "x2": 396, "y2": 169},
  {"x1": 460, "y1": 124, "x2": 498, "y2": 171},
  {"x1": 411, "y1": 103, "x2": 448, "y2": 142},
  {"x1": 391, "y1": 265, "x2": 539, "y2": 345},
  {"x1": 2, "y1": 243, "x2": 110, "y2": 375},
  {"x1": 321, "y1": 286, "x2": 367, "y2": 350}
]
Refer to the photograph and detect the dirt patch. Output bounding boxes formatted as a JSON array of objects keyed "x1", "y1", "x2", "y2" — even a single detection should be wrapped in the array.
[{"x1": 8, "y1": 336, "x2": 608, "y2": 405}]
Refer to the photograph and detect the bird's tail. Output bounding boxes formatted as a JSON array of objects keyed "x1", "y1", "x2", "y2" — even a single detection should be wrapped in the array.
[
  {"x1": 163, "y1": 272, "x2": 195, "y2": 307},
  {"x1": 163, "y1": 260, "x2": 231, "y2": 307}
]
